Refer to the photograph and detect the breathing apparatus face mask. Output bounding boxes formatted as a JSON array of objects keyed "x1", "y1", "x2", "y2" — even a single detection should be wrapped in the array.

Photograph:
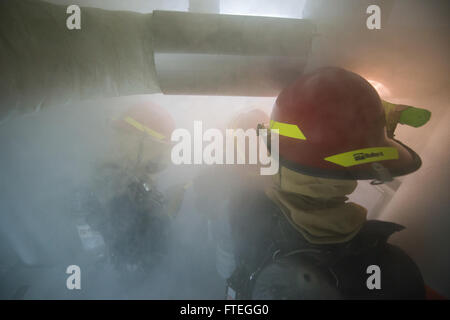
[{"x1": 127, "y1": 178, "x2": 166, "y2": 210}]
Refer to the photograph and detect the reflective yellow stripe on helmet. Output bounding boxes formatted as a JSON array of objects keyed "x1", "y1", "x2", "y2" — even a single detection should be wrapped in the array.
[
  {"x1": 325, "y1": 147, "x2": 399, "y2": 167},
  {"x1": 270, "y1": 120, "x2": 306, "y2": 140},
  {"x1": 124, "y1": 116, "x2": 165, "y2": 141}
]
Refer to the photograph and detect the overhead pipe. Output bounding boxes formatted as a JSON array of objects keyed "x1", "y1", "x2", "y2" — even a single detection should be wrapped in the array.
[
  {"x1": 0, "y1": 1, "x2": 316, "y2": 121},
  {"x1": 151, "y1": 10, "x2": 316, "y2": 96}
]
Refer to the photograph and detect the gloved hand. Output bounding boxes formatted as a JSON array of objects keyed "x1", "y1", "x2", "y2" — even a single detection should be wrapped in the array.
[{"x1": 382, "y1": 100, "x2": 431, "y2": 138}]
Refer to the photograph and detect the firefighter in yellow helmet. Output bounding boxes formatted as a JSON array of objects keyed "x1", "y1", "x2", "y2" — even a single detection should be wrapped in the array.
[
  {"x1": 226, "y1": 67, "x2": 430, "y2": 300},
  {"x1": 85, "y1": 102, "x2": 185, "y2": 276}
]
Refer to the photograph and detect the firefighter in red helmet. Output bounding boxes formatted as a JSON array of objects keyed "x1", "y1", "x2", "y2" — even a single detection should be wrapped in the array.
[
  {"x1": 81, "y1": 102, "x2": 186, "y2": 276},
  {"x1": 270, "y1": 67, "x2": 423, "y2": 182},
  {"x1": 226, "y1": 67, "x2": 429, "y2": 300}
]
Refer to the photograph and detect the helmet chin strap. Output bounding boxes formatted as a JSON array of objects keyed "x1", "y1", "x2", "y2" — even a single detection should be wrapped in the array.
[
  {"x1": 370, "y1": 162, "x2": 393, "y2": 185},
  {"x1": 136, "y1": 135, "x2": 145, "y2": 168},
  {"x1": 257, "y1": 123, "x2": 272, "y2": 153},
  {"x1": 124, "y1": 135, "x2": 146, "y2": 189}
]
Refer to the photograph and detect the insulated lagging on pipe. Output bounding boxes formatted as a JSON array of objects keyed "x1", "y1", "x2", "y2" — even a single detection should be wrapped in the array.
[
  {"x1": 0, "y1": 0, "x2": 316, "y2": 122},
  {"x1": 151, "y1": 10, "x2": 315, "y2": 96},
  {"x1": 0, "y1": 0, "x2": 159, "y2": 121}
]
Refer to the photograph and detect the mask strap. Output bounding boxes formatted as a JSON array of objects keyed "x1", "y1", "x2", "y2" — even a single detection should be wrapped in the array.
[
  {"x1": 370, "y1": 162, "x2": 393, "y2": 185},
  {"x1": 257, "y1": 123, "x2": 272, "y2": 154}
]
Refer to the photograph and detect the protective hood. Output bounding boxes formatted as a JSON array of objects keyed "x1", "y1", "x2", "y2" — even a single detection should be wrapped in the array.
[{"x1": 265, "y1": 166, "x2": 367, "y2": 244}]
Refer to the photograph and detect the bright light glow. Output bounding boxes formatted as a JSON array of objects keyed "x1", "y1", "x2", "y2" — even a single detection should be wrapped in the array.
[
  {"x1": 368, "y1": 80, "x2": 391, "y2": 98},
  {"x1": 220, "y1": 0, "x2": 305, "y2": 19}
]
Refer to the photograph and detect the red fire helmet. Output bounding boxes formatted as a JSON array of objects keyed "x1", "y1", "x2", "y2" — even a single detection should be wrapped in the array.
[{"x1": 271, "y1": 67, "x2": 421, "y2": 181}]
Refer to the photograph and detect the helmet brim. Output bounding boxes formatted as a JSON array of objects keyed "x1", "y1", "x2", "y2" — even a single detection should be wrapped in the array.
[{"x1": 279, "y1": 138, "x2": 421, "y2": 181}]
